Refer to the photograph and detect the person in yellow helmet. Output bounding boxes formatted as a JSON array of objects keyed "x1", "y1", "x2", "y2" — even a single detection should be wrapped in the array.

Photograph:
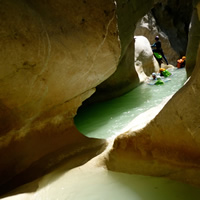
[
  {"x1": 182, "y1": 56, "x2": 186, "y2": 60},
  {"x1": 159, "y1": 68, "x2": 171, "y2": 77},
  {"x1": 159, "y1": 68, "x2": 165, "y2": 76},
  {"x1": 177, "y1": 56, "x2": 186, "y2": 68}
]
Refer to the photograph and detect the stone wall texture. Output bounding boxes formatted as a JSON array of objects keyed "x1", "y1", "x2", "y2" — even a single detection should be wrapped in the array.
[{"x1": 0, "y1": 0, "x2": 120, "y2": 190}]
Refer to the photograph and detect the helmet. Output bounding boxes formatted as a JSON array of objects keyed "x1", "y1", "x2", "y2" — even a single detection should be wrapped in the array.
[
  {"x1": 182, "y1": 56, "x2": 186, "y2": 60},
  {"x1": 152, "y1": 72, "x2": 156, "y2": 76},
  {"x1": 159, "y1": 68, "x2": 165, "y2": 72},
  {"x1": 155, "y1": 35, "x2": 159, "y2": 40}
]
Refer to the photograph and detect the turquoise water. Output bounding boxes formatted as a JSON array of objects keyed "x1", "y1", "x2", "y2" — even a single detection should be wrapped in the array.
[{"x1": 74, "y1": 68, "x2": 187, "y2": 138}]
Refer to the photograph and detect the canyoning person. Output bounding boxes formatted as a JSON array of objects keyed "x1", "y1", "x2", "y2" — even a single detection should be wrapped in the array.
[
  {"x1": 152, "y1": 72, "x2": 157, "y2": 80},
  {"x1": 159, "y1": 68, "x2": 165, "y2": 76},
  {"x1": 176, "y1": 56, "x2": 186, "y2": 68},
  {"x1": 159, "y1": 68, "x2": 171, "y2": 77},
  {"x1": 151, "y1": 35, "x2": 169, "y2": 65},
  {"x1": 147, "y1": 71, "x2": 171, "y2": 85}
]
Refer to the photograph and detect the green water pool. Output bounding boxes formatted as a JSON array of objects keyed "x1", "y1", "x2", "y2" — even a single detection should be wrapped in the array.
[{"x1": 74, "y1": 68, "x2": 187, "y2": 138}]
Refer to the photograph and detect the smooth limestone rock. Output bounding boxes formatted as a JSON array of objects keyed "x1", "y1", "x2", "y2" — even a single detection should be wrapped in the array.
[
  {"x1": 107, "y1": 1, "x2": 200, "y2": 187},
  {"x1": 0, "y1": 0, "x2": 120, "y2": 191},
  {"x1": 134, "y1": 36, "x2": 159, "y2": 82}
]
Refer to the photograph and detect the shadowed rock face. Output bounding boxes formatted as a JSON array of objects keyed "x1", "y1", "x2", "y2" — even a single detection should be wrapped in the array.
[
  {"x1": 107, "y1": 0, "x2": 200, "y2": 187},
  {"x1": 0, "y1": 0, "x2": 120, "y2": 190},
  {"x1": 151, "y1": 0, "x2": 193, "y2": 56},
  {"x1": 186, "y1": 5, "x2": 200, "y2": 76}
]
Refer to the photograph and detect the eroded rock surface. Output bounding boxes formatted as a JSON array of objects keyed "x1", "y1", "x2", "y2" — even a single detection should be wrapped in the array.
[
  {"x1": 0, "y1": 0, "x2": 120, "y2": 190},
  {"x1": 0, "y1": 0, "x2": 198, "y2": 195}
]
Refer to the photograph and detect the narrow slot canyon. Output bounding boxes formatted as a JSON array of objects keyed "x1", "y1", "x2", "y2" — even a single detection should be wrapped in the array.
[{"x1": 1, "y1": 0, "x2": 200, "y2": 199}]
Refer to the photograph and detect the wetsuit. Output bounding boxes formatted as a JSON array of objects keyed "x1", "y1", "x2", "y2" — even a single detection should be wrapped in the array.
[{"x1": 151, "y1": 40, "x2": 168, "y2": 65}]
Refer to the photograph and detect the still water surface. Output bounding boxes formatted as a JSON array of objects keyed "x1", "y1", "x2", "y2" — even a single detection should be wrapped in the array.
[{"x1": 75, "y1": 68, "x2": 187, "y2": 138}]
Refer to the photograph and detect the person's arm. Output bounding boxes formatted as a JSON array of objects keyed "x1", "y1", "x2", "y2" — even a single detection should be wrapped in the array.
[{"x1": 151, "y1": 42, "x2": 156, "y2": 47}]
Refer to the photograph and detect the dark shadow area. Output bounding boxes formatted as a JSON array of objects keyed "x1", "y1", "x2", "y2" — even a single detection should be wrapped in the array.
[
  {"x1": 0, "y1": 138, "x2": 107, "y2": 198},
  {"x1": 151, "y1": 1, "x2": 192, "y2": 56}
]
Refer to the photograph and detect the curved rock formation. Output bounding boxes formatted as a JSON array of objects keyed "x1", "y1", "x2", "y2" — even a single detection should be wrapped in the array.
[
  {"x1": 0, "y1": 0, "x2": 120, "y2": 191},
  {"x1": 107, "y1": 1, "x2": 200, "y2": 187},
  {"x1": 134, "y1": 36, "x2": 159, "y2": 81},
  {"x1": 0, "y1": 0, "x2": 197, "y2": 195}
]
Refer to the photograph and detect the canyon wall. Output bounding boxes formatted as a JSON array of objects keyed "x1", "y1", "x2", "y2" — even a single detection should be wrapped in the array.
[
  {"x1": 0, "y1": 0, "x2": 197, "y2": 193},
  {"x1": 107, "y1": 0, "x2": 200, "y2": 187},
  {"x1": 0, "y1": 0, "x2": 120, "y2": 191}
]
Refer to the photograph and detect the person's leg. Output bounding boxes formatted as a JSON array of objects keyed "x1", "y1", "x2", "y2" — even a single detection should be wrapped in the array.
[
  {"x1": 153, "y1": 49, "x2": 162, "y2": 67},
  {"x1": 160, "y1": 50, "x2": 168, "y2": 65}
]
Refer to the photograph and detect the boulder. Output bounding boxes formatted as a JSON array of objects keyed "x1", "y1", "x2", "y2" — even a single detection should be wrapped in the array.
[{"x1": 134, "y1": 35, "x2": 159, "y2": 82}]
